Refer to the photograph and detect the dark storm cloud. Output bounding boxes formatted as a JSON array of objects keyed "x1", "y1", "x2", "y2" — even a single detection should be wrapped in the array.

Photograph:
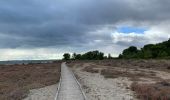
[{"x1": 0, "y1": 0, "x2": 170, "y2": 49}]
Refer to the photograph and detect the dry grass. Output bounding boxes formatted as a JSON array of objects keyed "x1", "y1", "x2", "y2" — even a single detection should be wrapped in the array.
[
  {"x1": 82, "y1": 66, "x2": 99, "y2": 73},
  {"x1": 93, "y1": 59, "x2": 170, "y2": 72},
  {"x1": 100, "y1": 69, "x2": 158, "y2": 81},
  {"x1": 82, "y1": 64, "x2": 158, "y2": 81},
  {"x1": 131, "y1": 81, "x2": 170, "y2": 100},
  {"x1": 0, "y1": 62, "x2": 61, "y2": 100},
  {"x1": 68, "y1": 59, "x2": 170, "y2": 73}
]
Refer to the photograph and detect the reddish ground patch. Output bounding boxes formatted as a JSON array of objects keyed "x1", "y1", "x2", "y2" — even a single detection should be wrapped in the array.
[{"x1": 0, "y1": 62, "x2": 61, "y2": 100}]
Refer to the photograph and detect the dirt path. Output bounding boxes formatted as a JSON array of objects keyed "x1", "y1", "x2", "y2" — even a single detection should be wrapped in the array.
[{"x1": 23, "y1": 84, "x2": 58, "y2": 100}]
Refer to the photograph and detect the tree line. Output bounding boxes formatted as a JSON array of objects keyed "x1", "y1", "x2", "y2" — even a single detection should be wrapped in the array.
[
  {"x1": 119, "y1": 39, "x2": 170, "y2": 59},
  {"x1": 63, "y1": 50, "x2": 113, "y2": 60},
  {"x1": 63, "y1": 39, "x2": 170, "y2": 60}
]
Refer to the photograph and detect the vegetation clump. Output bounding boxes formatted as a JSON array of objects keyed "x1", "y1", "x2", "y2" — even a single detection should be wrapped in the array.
[
  {"x1": 63, "y1": 50, "x2": 105, "y2": 60},
  {"x1": 63, "y1": 39, "x2": 170, "y2": 60},
  {"x1": 119, "y1": 39, "x2": 170, "y2": 59},
  {"x1": 131, "y1": 81, "x2": 170, "y2": 100},
  {"x1": 63, "y1": 53, "x2": 71, "y2": 60},
  {"x1": 0, "y1": 62, "x2": 61, "y2": 100}
]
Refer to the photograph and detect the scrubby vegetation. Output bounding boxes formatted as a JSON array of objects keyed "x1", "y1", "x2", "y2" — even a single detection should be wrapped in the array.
[
  {"x1": 63, "y1": 39, "x2": 170, "y2": 60},
  {"x1": 0, "y1": 62, "x2": 61, "y2": 100},
  {"x1": 131, "y1": 81, "x2": 170, "y2": 100},
  {"x1": 119, "y1": 39, "x2": 170, "y2": 59},
  {"x1": 63, "y1": 53, "x2": 71, "y2": 60},
  {"x1": 63, "y1": 50, "x2": 105, "y2": 60}
]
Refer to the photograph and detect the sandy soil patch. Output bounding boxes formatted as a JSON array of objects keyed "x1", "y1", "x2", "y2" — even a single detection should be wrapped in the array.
[
  {"x1": 73, "y1": 67, "x2": 135, "y2": 100},
  {"x1": 23, "y1": 84, "x2": 58, "y2": 100},
  {"x1": 68, "y1": 60, "x2": 170, "y2": 100}
]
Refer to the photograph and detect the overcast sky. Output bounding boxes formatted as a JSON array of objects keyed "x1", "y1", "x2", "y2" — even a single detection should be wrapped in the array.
[{"x1": 0, "y1": 0, "x2": 170, "y2": 60}]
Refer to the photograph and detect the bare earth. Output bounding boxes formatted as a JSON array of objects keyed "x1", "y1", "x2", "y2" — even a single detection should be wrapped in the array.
[
  {"x1": 69, "y1": 60, "x2": 170, "y2": 100},
  {"x1": 24, "y1": 84, "x2": 58, "y2": 100},
  {"x1": 72, "y1": 64, "x2": 135, "y2": 100}
]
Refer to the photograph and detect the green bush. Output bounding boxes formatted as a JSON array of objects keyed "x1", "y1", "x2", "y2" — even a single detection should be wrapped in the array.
[{"x1": 120, "y1": 39, "x2": 170, "y2": 59}]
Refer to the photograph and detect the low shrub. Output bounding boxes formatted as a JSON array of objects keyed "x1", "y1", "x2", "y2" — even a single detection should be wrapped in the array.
[{"x1": 131, "y1": 81, "x2": 170, "y2": 100}]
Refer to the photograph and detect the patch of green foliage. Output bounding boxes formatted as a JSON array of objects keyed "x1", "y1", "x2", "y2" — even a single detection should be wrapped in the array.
[
  {"x1": 63, "y1": 53, "x2": 71, "y2": 60},
  {"x1": 119, "y1": 39, "x2": 170, "y2": 59},
  {"x1": 63, "y1": 50, "x2": 105, "y2": 60}
]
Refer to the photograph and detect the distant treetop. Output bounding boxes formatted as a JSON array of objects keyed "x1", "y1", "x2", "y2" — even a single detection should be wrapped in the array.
[
  {"x1": 119, "y1": 39, "x2": 170, "y2": 59},
  {"x1": 63, "y1": 50, "x2": 105, "y2": 60}
]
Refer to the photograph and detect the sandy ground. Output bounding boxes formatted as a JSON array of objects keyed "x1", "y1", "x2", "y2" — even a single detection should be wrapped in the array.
[
  {"x1": 23, "y1": 84, "x2": 58, "y2": 100},
  {"x1": 73, "y1": 66, "x2": 136, "y2": 100},
  {"x1": 69, "y1": 61, "x2": 170, "y2": 100}
]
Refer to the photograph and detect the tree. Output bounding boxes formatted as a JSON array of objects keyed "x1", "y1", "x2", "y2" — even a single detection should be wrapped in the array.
[
  {"x1": 108, "y1": 53, "x2": 112, "y2": 59},
  {"x1": 122, "y1": 46, "x2": 139, "y2": 58},
  {"x1": 75, "y1": 54, "x2": 82, "y2": 60},
  {"x1": 158, "y1": 51, "x2": 168, "y2": 58},
  {"x1": 119, "y1": 54, "x2": 123, "y2": 58},
  {"x1": 74, "y1": 50, "x2": 104, "y2": 60},
  {"x1": 142, "y1": 50, "x2": 153, "y2": 58},
  {"x1": 63, "y1": 53, "x2": 71, "y2": 60},
  {"x1": 72, "y1": 53, "x2": 77, "y2": 60},
  {"x1": 98, "y1": 52, "x2": 104, "y2": 60},
  {"x1": 119, "y1": 39, "x2": 170, "y2": 59}
]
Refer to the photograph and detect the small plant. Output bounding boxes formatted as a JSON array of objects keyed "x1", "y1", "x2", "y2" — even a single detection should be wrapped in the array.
[{"x1": 83, "y1": 66, "x2": 99, "y2": 73}]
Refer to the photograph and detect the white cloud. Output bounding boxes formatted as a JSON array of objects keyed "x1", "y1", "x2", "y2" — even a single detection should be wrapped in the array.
[
  {"x1": 112, "y1": 24, "x2": 170, "y2": 49},
  {"x1": 0, "y1": 48, "x2": 64, "y2": 61},
  {"x1": 112, "y1": 32, "x2": 144, "y2": 43}
]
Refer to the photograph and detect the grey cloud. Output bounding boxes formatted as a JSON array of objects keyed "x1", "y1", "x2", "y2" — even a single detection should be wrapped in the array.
[{"x1": 0, "y1": 0, "x2": 170, "y2": 50}]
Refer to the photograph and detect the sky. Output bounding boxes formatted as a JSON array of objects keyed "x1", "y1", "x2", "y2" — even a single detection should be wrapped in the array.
[{"x1": 0, "y1": 0, "x2": 170, "y2": 60}]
